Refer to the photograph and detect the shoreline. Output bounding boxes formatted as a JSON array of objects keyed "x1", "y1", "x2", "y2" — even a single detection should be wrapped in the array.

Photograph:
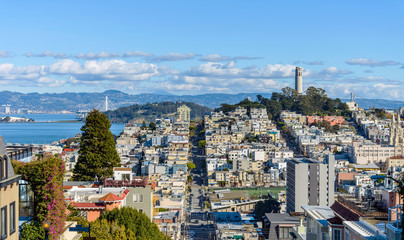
[{"x1": 0, "y1": 120, "x2": 82, "y2": 123}]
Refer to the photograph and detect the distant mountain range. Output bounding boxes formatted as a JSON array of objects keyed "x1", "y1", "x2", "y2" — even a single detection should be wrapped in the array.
[{"x1": 0, "y1": 90, "x2": 403, "y2": 112}]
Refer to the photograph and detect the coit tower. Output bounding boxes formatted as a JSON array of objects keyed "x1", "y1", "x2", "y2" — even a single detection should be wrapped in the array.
[{"x1": 295, "y1": 67, "x2": 303, "y2": 94}]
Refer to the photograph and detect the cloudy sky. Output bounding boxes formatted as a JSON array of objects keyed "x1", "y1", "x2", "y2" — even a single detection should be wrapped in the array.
[{"x1": 0, "y1": 1, "x2": 403, "y2": 100}]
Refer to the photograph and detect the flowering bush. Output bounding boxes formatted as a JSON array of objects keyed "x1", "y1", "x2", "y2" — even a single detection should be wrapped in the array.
[{"x1": 13, "y1": 157, "x2": 67, "y2": 240}]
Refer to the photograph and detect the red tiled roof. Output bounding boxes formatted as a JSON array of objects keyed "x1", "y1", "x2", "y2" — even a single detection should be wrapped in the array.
[
  {"x1": 331, "y1": 201, "x2": 360, "y2": 221},
  {"x1": 71, "y1": 202, "x2": 105, "y2": 210},
  {"x1": 113, "y1": 167, "x2": 132, "y2": 171},
  {"x1": 99, "y1": 193, "x2": 122, "y2": 202},
  {"x1": 64, "y1": 148, "x2": 76, "y2": 152},
  {"x1": 121, "y1": 189, "x2": 130, "y2": 198},
  {"x1": 327, "y1": 216, "x2": 343, "y2": 225}
]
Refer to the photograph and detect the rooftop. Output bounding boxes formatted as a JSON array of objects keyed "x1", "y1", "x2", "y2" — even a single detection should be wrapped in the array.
[{"x1": 264, "y1": 213, "x2": 300, "y2": 224}]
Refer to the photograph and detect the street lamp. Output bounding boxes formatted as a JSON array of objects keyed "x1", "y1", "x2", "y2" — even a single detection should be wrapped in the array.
[{"x1": 43, "y1": 220, "x2": 50, "y2": 240}]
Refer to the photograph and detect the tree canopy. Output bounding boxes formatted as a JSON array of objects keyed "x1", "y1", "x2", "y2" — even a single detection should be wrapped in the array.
[
  {"x1": 217, "y1": 87, "x2": 351, "y2": 120},
  {"x1": 106, "y1": 101, "x2": 212, "y2": 123},
  {"x1": 253, "y1": 197, "x2": 281, "y2": 220},
  {"x1": 97, "y1": 207, "x2": 169, "y2": 240},
  {"x1": 187, "y1": 162, "x2": 196, "y2": 171},
  {"x1": 197, "y1": 140, "x2": 206, "y2": 149},
  {"x1": 73, "y1": 109, "x2": 120, "y2": 181}
]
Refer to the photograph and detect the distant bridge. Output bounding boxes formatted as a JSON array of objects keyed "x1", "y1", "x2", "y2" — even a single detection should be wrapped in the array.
[{"x1": 77, "y1": 96, "x2": 117, "y2": 120}]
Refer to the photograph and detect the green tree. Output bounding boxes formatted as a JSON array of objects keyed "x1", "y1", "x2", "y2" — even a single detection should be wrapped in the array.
[
  {"x1": 73, "y1": 109, "x2": 120, "y2": 181},
  {"x1": 187, "y1": 175, "x2": 193, "y2": 183},
  {"x1": 141, "y1": 120, "x2": 147, "y2": 129},
  {"x1": 81, "y1": 219, "x2": 130, "y2": 240},
  {"x1": 20, "y1": 221, "x2": 45, "y2": 240},
  {"x1": 100, "y1": 207, "x2": 169, "y2": 240},
  {"x1": 253, "y1": 197, "x2": 281, "y2": 220},
  {"x1": 187, "y1": 162, "x2": 196, "y2": 171},
  {"x1": 149, "y1": 121, "x2": 156, "y2": 130},
  {"x1": 197, "y1": 140, "x2": 207, "y2": 149}
]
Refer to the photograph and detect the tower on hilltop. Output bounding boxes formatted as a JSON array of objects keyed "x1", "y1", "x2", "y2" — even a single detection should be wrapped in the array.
[{"x1": 295, "y1": 67, "x2": 303, "y2": 94}]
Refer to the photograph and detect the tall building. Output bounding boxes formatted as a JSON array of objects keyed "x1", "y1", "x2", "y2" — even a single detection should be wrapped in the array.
[
  {"x1": 295, "y1": 67, "x2": 303, "y2": 94},
  {"x1": 390, "y1": 111, "x2": 404, "y2": 157},
  {"x1": 177, "y1": 105, "x2": 191, "y2": 122},
  {"x1": 286, "y1": 155, "x2": 335, "y2": 213},
  {"x1": 1, "y1": 105, "x2": 11, "y2": 114},
  {"x1": 345, "y1": 92, "x2": 359, "y2": 111}
]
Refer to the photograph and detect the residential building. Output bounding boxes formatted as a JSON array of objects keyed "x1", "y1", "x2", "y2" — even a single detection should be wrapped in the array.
[
  {"x1": 349, "y1": 141, "x2": 395, "y2": 165},
  {"x1": 286, "y1": 156, "x2": 335, "y2": 213},
  {"x1": 306, "y1": 116, "x2": 345, "y2": 126},
  {"x1": 0, "y1": 137, "x2": 20, "y2": 240},
  {"x1": 261, "y1": 213, "x2": 300, "y2": 240},
  {"x1": 104, "y1": 176, "x2": 155, "y2": 220},
  {"x1": 177, "y1": 105, "x2": 191, "y2": 122}
]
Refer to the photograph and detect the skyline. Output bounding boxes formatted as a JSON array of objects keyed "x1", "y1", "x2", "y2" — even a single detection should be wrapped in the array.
[{"x1": 0, "y1": 1, "x2": 403, "y2": 100}]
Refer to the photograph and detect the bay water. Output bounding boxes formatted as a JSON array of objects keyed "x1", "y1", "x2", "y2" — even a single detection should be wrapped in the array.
[{"x1": 0, "y1": 114, "x2": 124, "y2": 144}]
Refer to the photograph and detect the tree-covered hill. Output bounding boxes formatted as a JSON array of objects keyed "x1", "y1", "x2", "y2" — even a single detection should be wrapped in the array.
[
  {"x1": 105, "y1": 101, "x2": 212, "y2": 123},
  {"x1": 218, "y1": 86, "x2": 351, "y2": 120}
]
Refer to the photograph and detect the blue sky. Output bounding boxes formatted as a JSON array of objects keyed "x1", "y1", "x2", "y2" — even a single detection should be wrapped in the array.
[{"x1": 0, "y1": 1, "x2": 403, "y2": 99}]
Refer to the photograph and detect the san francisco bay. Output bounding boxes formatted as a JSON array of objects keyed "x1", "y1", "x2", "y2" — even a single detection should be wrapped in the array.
[{"x1": 0, "y1": 114, "x2": 124, "y2": 144}]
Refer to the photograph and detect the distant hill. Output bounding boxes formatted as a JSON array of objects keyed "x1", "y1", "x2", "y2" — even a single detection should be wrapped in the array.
[
  {"x1": 0, "y1": 90, "x2": 403, "y2": 112},
  {"x1": 105, "y1": 101, "x2": 212, "y2": 123},
  {"x1": 341, "y1": 98, "x2": 404, "y2": 110}
]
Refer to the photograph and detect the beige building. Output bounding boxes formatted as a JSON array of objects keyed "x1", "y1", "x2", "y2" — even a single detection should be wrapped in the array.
[
  {"x1": 177, "y1": 105, "x2": 191, "y2": 122},
  {"x1": 350, "y1": 141, "x2": 396, "y2": 165},
  {"x1": 0, "y1": 137, "x2": 20, "y2": 240},
  {"x1": 387, "y1": 156, "x2": 404, "y2": 169}
]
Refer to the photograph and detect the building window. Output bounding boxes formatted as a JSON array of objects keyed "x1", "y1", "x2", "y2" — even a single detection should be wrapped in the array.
[
  {"x1": 1, "y1": 206, "x2": 7, "y2": 239},
  {"x1": 9, "y1": 202, "x2": 15, "y2": 235},
  {"x1": 333, "y1": 229, "x2": 341, "y2": 240},
  {"x1": 133, "y1": 194, "x2": 144, "y2": 202},
  {"x1": 122, "y1": 174, "x2": 130, "y2": 181},
  {"x1": 345, "y1": 228, "x2": 350, "y2": 240},
  {"x1": 278, "y1": 227, "x2": 292, "y2": 238},
  {"x1": 0, "y1": 157, "x2": 7, "y2": 180}
]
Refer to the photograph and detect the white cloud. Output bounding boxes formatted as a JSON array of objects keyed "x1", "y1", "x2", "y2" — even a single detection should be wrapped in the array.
[
  {"x1": 0, "y1": 51, "x2": 13, "y2": 58},
  {"x1": 373, "y1": 83, "x2": 397, "y2": 89},
  {"x1": 25, "y1": 51, "x2": 67, "y2": 59},
  {"x1": 37, "y1": 77, "x2": 65, "y2": 87},
  {"x1": 315, "y1": 82, "x2": 404, "y2": 100},
  {"x1": 147, "y1": 53, "x2": 199, "y2": 62},
  {"x1": 184, "y1": 62, "x2": 296, "y2": 79},
  {"x1": 164, "y1": 62, "x2": 293, "y2": 94},
  {"x1": 199, "y1": 54, "x2": 261, "y2": 62},
  {"x1": 49, "y1": 59, "x2": 159, "y2": 81},
  {"x1": 346, "y1": 58, "x2": 400, "y2": 67},
  {"x1": 123, "y1": 51, "x2": 153, "y2": 58},
  {"x1": 0, "y1": 59, "x2": 160, "y2": 89},
  {"x1": 293, "y1": 60, "x2": 324, "y2": 66},
  {"x1": 25, "y1": 50, "x2": 154, "y2": 60}
]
